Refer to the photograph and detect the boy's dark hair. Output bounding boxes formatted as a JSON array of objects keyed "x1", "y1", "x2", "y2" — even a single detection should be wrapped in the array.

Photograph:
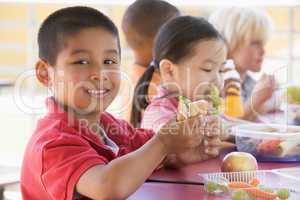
[
  {"x1": 38, "y1": 6, "x2": 120, "y2": 65},
  {"x1": 131, "y1": 16, "x2": 225, "y2": 127},
  {"x1": 122, "y1": 0, "x2": 180, "y2": 47}
]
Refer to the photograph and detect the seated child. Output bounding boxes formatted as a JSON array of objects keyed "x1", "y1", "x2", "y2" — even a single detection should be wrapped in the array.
[
  {"x1": 133, "y1": 16, "x2": 226, "y2": 164},
  {"x1": 20, "y1": 7, "x2": 219, "y2": 200},
  {"x1": 209, "y1": 7, "x2": 275, "y2": 121},
  {"x1": 121, "y1": 0, "x2": 180, "y2": 126}
]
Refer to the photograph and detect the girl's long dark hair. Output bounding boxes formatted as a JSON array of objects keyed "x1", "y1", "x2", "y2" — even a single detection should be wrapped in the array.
[{"x1": 130, "y1": 16, "x2": 223, "y2": 127}]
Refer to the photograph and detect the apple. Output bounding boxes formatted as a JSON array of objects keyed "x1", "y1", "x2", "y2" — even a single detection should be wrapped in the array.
[{"x1": 221, "y1": 152, "x2": 258, "y2": 172}]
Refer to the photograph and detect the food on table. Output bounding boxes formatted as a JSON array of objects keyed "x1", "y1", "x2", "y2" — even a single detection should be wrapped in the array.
[
  {"x1": 232, "y1": 189, "x2": 247, "y2": 200},
  {"x1": 262, "y1": 188, "x2": 275, "y2": 194},
  {"x1": 276, "y1": 189, "x2": 290, "y2": 200},
  {"x1": 205, "y1": 177, "x2": 291, "y2": 200},
  {"x1": 257, "y1": 138, "x2": 300, "y2": 157},
  {"x1": 221, "y1": 152, "x2": 258, "y2": 173},
  {"x1": 243, "y1": 187, "x2": 277, "y2": 200},
  {"x1": 206, "y1": 180, "x2": 228, "y2": 194},
  {"x1": 285, "y1": 86, "x2": 300, "y2": 104},
  {"x1": 234, "y1": 124, "x2": 300, "y2": 161},
  {"x1": 206, "y1": 181, "x2": 220, "y2": 193},
  {"x1": 249, "y1": 178, "x2": 260, "y2": 187},
  {"x1": 228, "y1": 182, "x2": 253, "y2": 189}
]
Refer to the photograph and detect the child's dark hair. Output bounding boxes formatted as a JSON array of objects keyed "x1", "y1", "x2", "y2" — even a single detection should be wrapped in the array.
[
  {"x1": 38, "y1": 6, "x2": 120, "y2": 65},
  {"x1": 122, "y1": 0, "x2": 180, "y2": 46},
  {"x1": 130, "y1": 16, "x2": 225, "y2": 127}
]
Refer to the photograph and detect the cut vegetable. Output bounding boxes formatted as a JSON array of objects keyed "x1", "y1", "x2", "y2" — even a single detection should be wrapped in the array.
[
  {"x1": 243, "y1": 187, "x2": 277, "y2": 200},
  {"x1": 257, "y1": 138, "x2": 300, "y2": 157},
  {"x1": 211, "y1": 85, "x2": 221, "y2": 108},
  {"x1": 257, "y1": 139, "x2": 282, "y2": 156},
  {"x1": 228, "y1": 182, "x2": 252, "y2": 189},
  {"x1": 249, "y1": 178, "x2": 260, "y2": 187},
  {"x1": 210, "y1": 85, "x2": 222, "y2": 115},
  {"x1": 232, "y1": 189, "x2": 246, "y2": 200}
]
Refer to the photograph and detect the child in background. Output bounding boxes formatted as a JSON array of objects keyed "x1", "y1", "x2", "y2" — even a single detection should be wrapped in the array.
[
  {"x1": 209, "y1": 7, "x2": 275, "y2": 121},
  {"x1": 21, "y1": 7, "x2": 217, "y2": 200},
  {"x1": 133, "y1": 16, "x2": 226, "y2": 164},
  {"x1": 121, "y1": 0, "x2": 180, "y2": 125}
]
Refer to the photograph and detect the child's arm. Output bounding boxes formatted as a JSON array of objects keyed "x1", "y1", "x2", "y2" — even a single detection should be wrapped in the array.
[
  {"x1": 76, "y1": 135, "x2": 167, "y2": 200},
  {"x1": 76, "y1": 117, "x2": 203, "y2": 200}
]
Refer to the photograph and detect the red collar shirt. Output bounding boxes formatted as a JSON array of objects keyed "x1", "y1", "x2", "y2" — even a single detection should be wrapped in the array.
[{"x1": 21, "y1": 97, "x2": 154, "y2": 200}]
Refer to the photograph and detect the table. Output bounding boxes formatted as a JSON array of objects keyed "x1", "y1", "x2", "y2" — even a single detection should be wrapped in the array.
[
  {"x1": 129, "y1": 153, "x2": 300, "y2": 199},
  {"x1": 129, "y1": 183, "x2": 228, "y2": 200}
]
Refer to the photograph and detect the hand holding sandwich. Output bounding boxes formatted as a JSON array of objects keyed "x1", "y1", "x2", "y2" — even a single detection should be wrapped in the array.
[{"x1": 162, "y1": 95, "x2": 222, "y2": 167}]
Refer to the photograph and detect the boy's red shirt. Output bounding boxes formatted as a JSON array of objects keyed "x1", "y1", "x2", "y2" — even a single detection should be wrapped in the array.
[{"x1": 21, "y1": 97, "x2": 154, "y2": 200}]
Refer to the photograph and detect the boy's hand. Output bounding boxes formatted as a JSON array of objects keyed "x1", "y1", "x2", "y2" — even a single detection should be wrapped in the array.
[
  {"x1": 163, "y1": 115, "x2": 222, "y2": 167},
  {"x1": 156, "y1": 115, "x2": 204, "y2": 154}
]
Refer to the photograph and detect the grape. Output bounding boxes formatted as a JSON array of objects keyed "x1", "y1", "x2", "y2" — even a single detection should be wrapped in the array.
[
  {"x1": 232, "y1": 190, "x2": 246, "y2": 200},
  {"x1": 277, "y1": 188, "x2": 290, "y2": 200},
  {"x1": 206, "y1": 181, "x2": 218, "y2": 193}
]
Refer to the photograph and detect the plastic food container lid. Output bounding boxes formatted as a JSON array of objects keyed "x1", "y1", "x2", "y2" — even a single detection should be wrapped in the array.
[{"x1": 232, "y1": 123, "x2": 300, "y2": 139}]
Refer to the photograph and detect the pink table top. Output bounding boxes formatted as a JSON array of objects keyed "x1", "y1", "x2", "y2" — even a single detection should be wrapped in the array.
[{"x1": 129, "y1": 183, "x2": 229, "y2": 200}]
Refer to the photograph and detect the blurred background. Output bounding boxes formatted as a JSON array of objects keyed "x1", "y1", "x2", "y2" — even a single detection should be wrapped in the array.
[{"x1": 0, "y1": 0, "x2": 300, "y2": 169}]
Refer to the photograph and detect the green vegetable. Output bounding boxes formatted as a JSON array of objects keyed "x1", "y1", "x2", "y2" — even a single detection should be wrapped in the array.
[
  {"x1": 277, "y1": 188, "x2": 290, "y2": 200},
  {"x1": 211, "y1": 85, "x2": 221, "y2": 108},
  {"x1": 231, "y1": 189, "x2": 246, "y2": 200},
  {"x1": 206, "y1": 181, "x2": 219, "y2": 193},
  {"x1": 287, "y1": 86, "x2": 300, "y2": 104},
  {"x1": 179, "y1": 96, "x2": 191, "y2": 108},
  {"x1": 177, "y1": 96, "x2": 191, "y2": 120},
  {"x1": 210, "y1": 85, "x2": 222, "y2": 115}
]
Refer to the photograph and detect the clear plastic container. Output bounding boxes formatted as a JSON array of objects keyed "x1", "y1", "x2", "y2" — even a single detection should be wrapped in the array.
[
  {"x1": 232, "y1": 124, "x2": 300, "y2": 162},
  {"x1": 200, "y1": 170, "x2": 300, "y2": 199}
]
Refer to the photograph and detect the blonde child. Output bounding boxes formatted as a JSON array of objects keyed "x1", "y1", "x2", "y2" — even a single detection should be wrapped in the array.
[{"x1": 209, "y1": 7, "x2": 275, "y2": 121}]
